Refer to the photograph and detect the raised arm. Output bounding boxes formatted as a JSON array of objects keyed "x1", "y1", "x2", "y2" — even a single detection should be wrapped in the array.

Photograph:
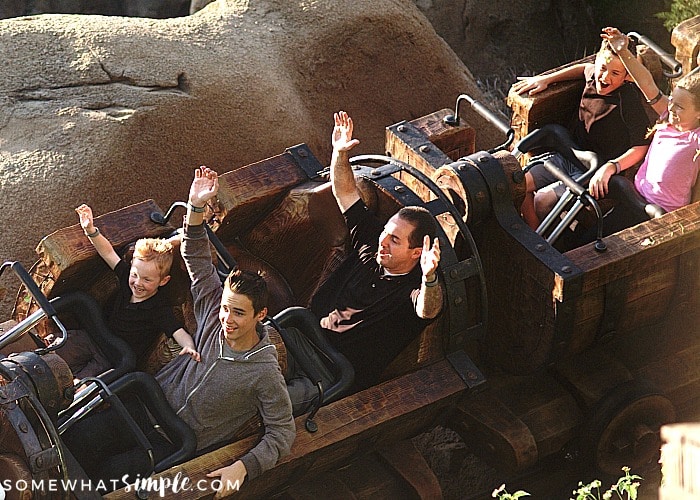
[
  {"x1": 512, "y1": 63, "x2": 588, "y2": 96},
  {"x1": 330, "y1": 111, "x2": 361, "y2": 212},
  {"x1": 187, "y1": 166, "x2": 219, "y2": 226},
  {"x1": 416, "y1": 235, "x2": 443, "y2": 319},
  {"x1": 180, "y1": 166, "x2": 222, "y2": 299},
  {"x1": 75, "y1": 204, "x2": 121, "y2": 270},
  {"x1": 602, "y1": 27, "x2": 668, "y2": 116}
]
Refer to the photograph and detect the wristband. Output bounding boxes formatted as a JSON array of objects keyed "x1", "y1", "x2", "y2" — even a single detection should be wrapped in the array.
[
  {"x1": 610, "y1": 161, "x2": 621, "y2": 175},
  {"x1": 646, "y1": 90, "x2": 663, "y2": 105},
  {"x1": 85, "y1": 227, "x2": 100, "y2": 238},
  {"x1": 423, "y1": 274, "x2": 438, "y2": 287},
  {"x1": 188, "y1": 202, "x2": 205, "y2": 213}
]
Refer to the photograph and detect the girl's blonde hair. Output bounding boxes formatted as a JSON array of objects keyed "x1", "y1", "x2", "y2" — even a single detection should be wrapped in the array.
[
  {"x1": 647, "y1": 68, "x2": 700, "y2": 137},
  {"x1": 132, "y1": 238, "x2": 174, "y2": 279}
]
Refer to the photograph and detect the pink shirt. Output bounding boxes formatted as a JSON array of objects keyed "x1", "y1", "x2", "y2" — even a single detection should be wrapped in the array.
[{"x1": 635, "y1": 121, "x2": 700, "y2": 212}]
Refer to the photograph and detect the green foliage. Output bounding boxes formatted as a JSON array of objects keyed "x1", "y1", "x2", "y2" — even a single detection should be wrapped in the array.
[
  {"x1": 492, "y1": 468, "x2": 642, "y2": 500},
  {"x1": 492, "y1": 484, "x2": 530, "y2": 500},
  {"x1": 656, "y1": 0, "x2": 700, "y2": 31},
  {"x1": 570, "y1": 467, "x2": 642, "y2": 500}
]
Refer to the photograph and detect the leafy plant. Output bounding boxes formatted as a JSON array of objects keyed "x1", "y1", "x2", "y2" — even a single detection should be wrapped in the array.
[
  {"x1": 491, "y1": 484, "x2": 530, "y2": 500},
  {"x1": 491, "y1": 467, "x2": 642, "y2": 500},
  {"x1": 570, "y1": 467, "x2": 642, "y2": 500},
  {"x1": 656, "y1": 0, "x2": 700, "y2": 31}
]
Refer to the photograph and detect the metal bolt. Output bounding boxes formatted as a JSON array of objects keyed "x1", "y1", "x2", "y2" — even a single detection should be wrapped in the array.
[
  {"x1": 371, "y1": 169, "x2": 380, "y2": 176},
  {"x1": 298, "y1": 149, "x2": 308, "y2": 158},
  {"x1": 535, "y1": 244, "x2": 545, "y2": 252},
  {"x1": 450, "y1": 269, "x2": 459, "y2": 279},
  {"x1": 478, "y1": 155, "x2": 489, "y2": 163},
  {"x1": 394, "y1": 186, "x2": 405, "y2": 193},
  {"x1": 419, "y1": 145, "x2": 431, "y2": 153},
  {"x1": 454, "y1": 296, "x2": 463, "y2": 304},
  {"x1": 36, "y1": 456, "x2": 43, "y2": 468},
  {"x1": 35, "y1": 365, "x2": 44, "y2": 375},
  {"x1": 397, "y1": 125, "x2": 407, "y2": 133},
  {"x1": 19, "y1": 422, "x2": 29, "y2": 433},
  {"x1": 562, "y1": 266, "x2": 572, "y2": 274}
]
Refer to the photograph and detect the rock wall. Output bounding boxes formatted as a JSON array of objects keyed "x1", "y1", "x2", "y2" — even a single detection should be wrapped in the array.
[{"x1": 0, "y1": 0, "x2": 495, "y2": 315}]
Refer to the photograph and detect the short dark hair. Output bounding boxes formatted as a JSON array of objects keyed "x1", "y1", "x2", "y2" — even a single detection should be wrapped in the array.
[
  {"x1": 396, "y1": 206, "x2": 437, "y2": 248},
  {"x1": 223, "y1": 269, "x2": 268, "y2": 314}
]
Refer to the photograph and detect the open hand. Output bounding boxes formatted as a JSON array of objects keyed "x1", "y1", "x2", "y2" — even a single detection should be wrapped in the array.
[
  {"x1": 75, "y1": 204, "x2": 95, "y2": 231},
  {"x1": 179, "y1": 346, "x2": 201, "y2": 362},
  {"x1": 189, "y1": 166, "x2": 219, "y2": 207},
  {"x1": 588, "y1": 163, "x2": 616, "y2": 199},
  {"x1": 332, "y1": 111, "x2": 360, "y2": 152},
  {"x1": 601, "y1": 27, "x2": 629, "y2": 54},
  {"x1": 207, "y1": 460, "x2": 246, "y2": 499},
  {"x1": 420, "y1": 235, "x2": 440, "y2": 278},
  {"x1": 512, "y1": 75, "x2": 549, "y2": 96}
]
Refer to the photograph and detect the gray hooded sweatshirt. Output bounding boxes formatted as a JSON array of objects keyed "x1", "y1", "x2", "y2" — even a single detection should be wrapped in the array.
[{"x1": 155, "y1": 223, "x2": 295, "y2": 480}]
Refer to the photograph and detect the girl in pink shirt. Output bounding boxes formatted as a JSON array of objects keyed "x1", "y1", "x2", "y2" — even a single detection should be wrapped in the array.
[{"x1": 589, "y1": 27, "x2": 700, "y2": 218}]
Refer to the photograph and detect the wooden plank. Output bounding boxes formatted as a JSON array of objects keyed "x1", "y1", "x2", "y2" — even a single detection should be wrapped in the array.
[
  {"x1": 473, "y1": 219, "x2": 558, "y2": 372},
  {"x1": 377, "y1": 439, "x2": 443, "y2": 499},
  {"x1": 36, "y1": 200, "x2": 177, "y2": 281},
  {"x1": 106, "y1": 359, "x2": 466, "y2": 499},
  {"x1": 408, "y1": 108, "x2": 476, "y2": 161},
  {"x1": 450, "y1": 388, "x2": 538, "y2": 472},
  {"x1": 385, "y1": 108, "x2": 475, "y2": 203},
  {"x1": 215, "y1": 150, "x2": 311, "y2": 241},
  {"x1": 507, "y1": 79, "x2": 584, "y2": 145},
  {"x1": 564, "y1": 202, "x2": 700, "y2": 291},
  {"x1": 488, "y1": 375, "x2": 582, "y2": 460}
]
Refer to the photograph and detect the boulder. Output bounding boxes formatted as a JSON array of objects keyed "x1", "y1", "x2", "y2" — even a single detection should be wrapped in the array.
[{"x1": 0, "y1": 0, "x2": 496, "y2": 315}]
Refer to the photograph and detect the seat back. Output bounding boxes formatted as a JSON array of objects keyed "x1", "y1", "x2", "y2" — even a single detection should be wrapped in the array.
[
  {"x1": 108, "y1": 371, "x2": 197, "y2": 472},
  {"x1": 271, "y1": 306, "x2": 354, "y2": 407},
  {"x1": 51, "y1": 291, "x2": 135, "y2": 384}
]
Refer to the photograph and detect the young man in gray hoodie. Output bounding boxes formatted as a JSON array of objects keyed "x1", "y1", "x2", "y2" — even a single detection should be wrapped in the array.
[
  {"x1": 155, "y1": 165, "x2": 295, "y2": 495},
  {"x1": 63, "y1": 167, "x2": 295, "y2": 496}
]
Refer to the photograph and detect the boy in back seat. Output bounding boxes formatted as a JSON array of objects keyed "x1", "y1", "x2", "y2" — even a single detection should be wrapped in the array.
[{"x1": 55, "y1": 204, "x2": 200, "y2": 379}]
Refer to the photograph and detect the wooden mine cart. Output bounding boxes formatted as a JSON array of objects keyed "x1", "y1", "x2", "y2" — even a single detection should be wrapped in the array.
[{"x1": 1, "y1": 18, "x2": 699, "y2": 500}]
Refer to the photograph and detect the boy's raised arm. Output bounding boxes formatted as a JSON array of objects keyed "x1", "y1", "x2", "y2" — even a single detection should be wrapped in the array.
[{"x1": 75, "y1": 204, "x2": 121, "y2": 270}]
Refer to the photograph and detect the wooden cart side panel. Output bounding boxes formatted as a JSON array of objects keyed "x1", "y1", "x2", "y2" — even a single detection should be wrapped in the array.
[
  {"x1": 473, "y1": 218, "x2": 559, "y2": 373},
  {"x1": 563, "y1": 202, "x2": 700, "y2": 351},
  {"x1": 105, "y1": 359, "x2": 466, "y2": 500}
]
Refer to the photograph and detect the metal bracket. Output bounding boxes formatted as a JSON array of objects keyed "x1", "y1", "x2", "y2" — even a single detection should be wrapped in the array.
[
  {"x1": 446, "y1": 350, "x2": 486, "y2": 389},
  {"x1": 286, "y1": 144, "x2": 325, "y2": 181}
]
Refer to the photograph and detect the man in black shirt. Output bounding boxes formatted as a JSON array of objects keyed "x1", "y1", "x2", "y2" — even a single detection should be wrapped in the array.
[{"x1": 286, "y1": 111, "x2": 443, "y2": 404}]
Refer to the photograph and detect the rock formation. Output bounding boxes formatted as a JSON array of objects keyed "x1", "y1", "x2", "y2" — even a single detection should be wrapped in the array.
[{"x1": 0, "y1": 0, "x2": 497, "y2": 315}]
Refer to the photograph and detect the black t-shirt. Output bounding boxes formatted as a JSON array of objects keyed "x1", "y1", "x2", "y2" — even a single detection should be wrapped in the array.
[
  {"x1": 311, "y1": 201, "x2": 429, "y2": 390},
  {"x1": 106, "y1": 259, "x2": 183, "y2": 359},
  {"x1": 571, "y1": 65, "x2": 652, "y2": 163}
]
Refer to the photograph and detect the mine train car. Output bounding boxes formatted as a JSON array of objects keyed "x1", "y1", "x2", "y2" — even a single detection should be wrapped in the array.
[{"x1": 1, "y1": 17, "x2": 700, "y2": 499}]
